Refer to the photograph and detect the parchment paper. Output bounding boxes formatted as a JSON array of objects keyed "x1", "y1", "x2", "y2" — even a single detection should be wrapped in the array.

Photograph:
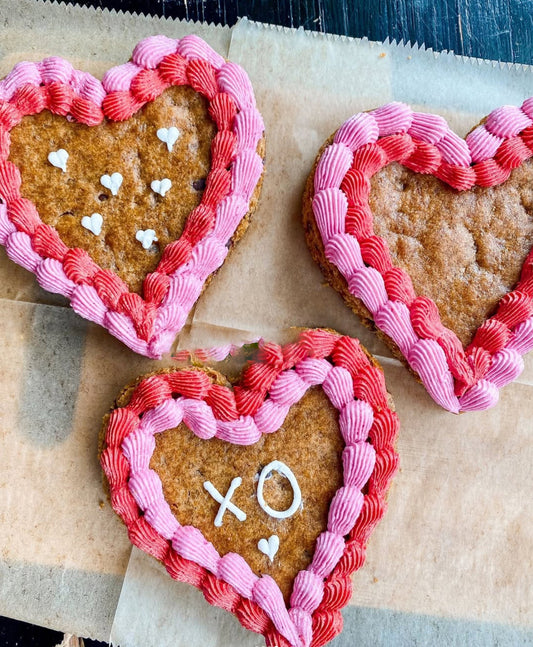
[{"x1": 0, "y1": 2, "x2": 532, "y2": 646}]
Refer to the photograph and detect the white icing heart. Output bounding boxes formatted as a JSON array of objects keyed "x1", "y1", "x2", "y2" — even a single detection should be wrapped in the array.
[
  {"x1": 48, "y1": 149, "x2": 68, "y2": 172},
  {"x1": 157, "y1": 126, "x2": 180, "y2": 152},
  {"x1": 151, "y1": 178, "x2": 172, "y2": 197},
  {"x1": 81, "y1": 212, "x2": 103, "y2": 236},
  {"x1": 136, "y1": 228, "x2": 158, "y2": 249},
  {"x1": 257, "y1": 535, "x2": 280, "y2": 562},
  {"x1": 100, "y1": 172, "x2": 123, "y2": 196}
]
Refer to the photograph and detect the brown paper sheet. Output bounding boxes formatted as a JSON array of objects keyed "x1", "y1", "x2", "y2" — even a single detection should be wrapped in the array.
[{"x1": 0, "y1": 2, "x2": 532, "y2": 645}]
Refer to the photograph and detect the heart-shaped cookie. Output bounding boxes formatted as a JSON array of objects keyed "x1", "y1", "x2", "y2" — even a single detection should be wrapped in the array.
[
  {"x1": 0, "y1": 35, "x2": 265, "y2": 357},
  {"x1": 100, "y1": 329, "x2": 399, "y2": 647},
  {"x1": 303, "y1": 101, "x2": 533, "y2": 413}
]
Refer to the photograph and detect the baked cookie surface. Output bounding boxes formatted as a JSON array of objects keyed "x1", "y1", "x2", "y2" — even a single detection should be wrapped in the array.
[
  {"x1": 9, "y1": 85, "x2": 216, "y2": 294},
  {"x1": 150, "y1": 385, "x2": 344, "y2": 603},
  {"x1": 370, "y1": 160, "x2": 533, "y2": 347},
  {"x1": 303, "y1": 101, "x2": 533, "y2": 413},
  {"x1": 0, "y1": 35, "x2": 265, "y2": 357},
  {"x1": 100, "y1": 328, "x2": 399, "y2": 647}
]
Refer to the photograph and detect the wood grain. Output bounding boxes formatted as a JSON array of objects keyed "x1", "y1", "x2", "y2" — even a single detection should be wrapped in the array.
[{"x1": 68, "y1": 0, "x2": 533, "y2": 64}]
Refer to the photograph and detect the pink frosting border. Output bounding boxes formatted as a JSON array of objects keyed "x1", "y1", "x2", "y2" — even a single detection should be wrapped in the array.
[
  {"x1": 122, "y1": 357, "x2": 376, "y2": 647},
  {"x1": 312, "y1": 100, "x2": 533, "y2": 413},
  {"x1": 0, "y1": 36, "x2": 264, "y2": 358}
]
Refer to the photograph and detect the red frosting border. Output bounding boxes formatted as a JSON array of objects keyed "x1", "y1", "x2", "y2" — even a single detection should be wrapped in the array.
[
  {"x1": 341, "y1": 127, "x2": 533, "y2": 396},
  {"x1": 101, "y1": 329, "x2": 399, "y2": 647},
  {"x1": 0, "y1": 49, "x2": 260, "y2": 354}
]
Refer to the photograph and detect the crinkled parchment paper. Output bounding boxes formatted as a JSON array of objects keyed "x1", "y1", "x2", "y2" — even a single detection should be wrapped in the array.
[{"x1": 0, "y1": 2, "x2": 532, "y2": 646}]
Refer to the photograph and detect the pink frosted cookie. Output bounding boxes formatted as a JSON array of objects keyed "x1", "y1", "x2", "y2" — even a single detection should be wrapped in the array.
[
  {"x1": 100, "y1": 328, "x2": 399, "y2": 647},
  {"x1": 303, "y1": 100, "x2": 533, "y2": 413},
  {"x1": 0, "y1": 35, "x2": 265, "y2": 358}
]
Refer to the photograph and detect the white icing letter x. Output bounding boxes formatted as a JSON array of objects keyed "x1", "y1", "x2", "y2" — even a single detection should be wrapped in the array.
[{"x1": 203, "y1": 477, "x2": 247, "y2": 527}]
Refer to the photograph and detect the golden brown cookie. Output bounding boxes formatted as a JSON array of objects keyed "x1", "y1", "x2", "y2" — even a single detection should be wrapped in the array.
[
  {"x1": 100, "y1": 328, "x2": 399, "y2": 647},
  {"x1": 0, "y1": 35, "x2": 265, "y2": 358},
  {"x1": 303, "y1": 101, "x2": 533, "y2": 413}
]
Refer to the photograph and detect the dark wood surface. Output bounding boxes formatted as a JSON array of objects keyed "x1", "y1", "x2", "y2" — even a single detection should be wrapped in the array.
[
  {"x1": 2, "y1": 0, "x2": 532, "y2": 645},
  {"x1": 70, "y1": 0, "x2": 533, "y2": 64}
]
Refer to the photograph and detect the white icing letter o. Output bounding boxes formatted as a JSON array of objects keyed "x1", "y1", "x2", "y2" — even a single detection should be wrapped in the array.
[{"x1": 257, "y1": 460, "x2": 302, "y2": 519}]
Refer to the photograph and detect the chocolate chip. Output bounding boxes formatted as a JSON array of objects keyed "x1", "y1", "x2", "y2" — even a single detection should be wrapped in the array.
[
  {"x1": 147, "y1": 243, "x2": 160, "y2": 254},
  {"x1": 98, "y1": 193, "x2": 109, "y2": 201},
  {"x1": 192, "y1": 178, "x2": 206, "y2": 191}
]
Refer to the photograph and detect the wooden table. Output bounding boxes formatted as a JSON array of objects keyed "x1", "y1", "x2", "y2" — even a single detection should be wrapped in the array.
[{"x1": 72, "y1": 0, "x2": 533, "y2": 64}]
